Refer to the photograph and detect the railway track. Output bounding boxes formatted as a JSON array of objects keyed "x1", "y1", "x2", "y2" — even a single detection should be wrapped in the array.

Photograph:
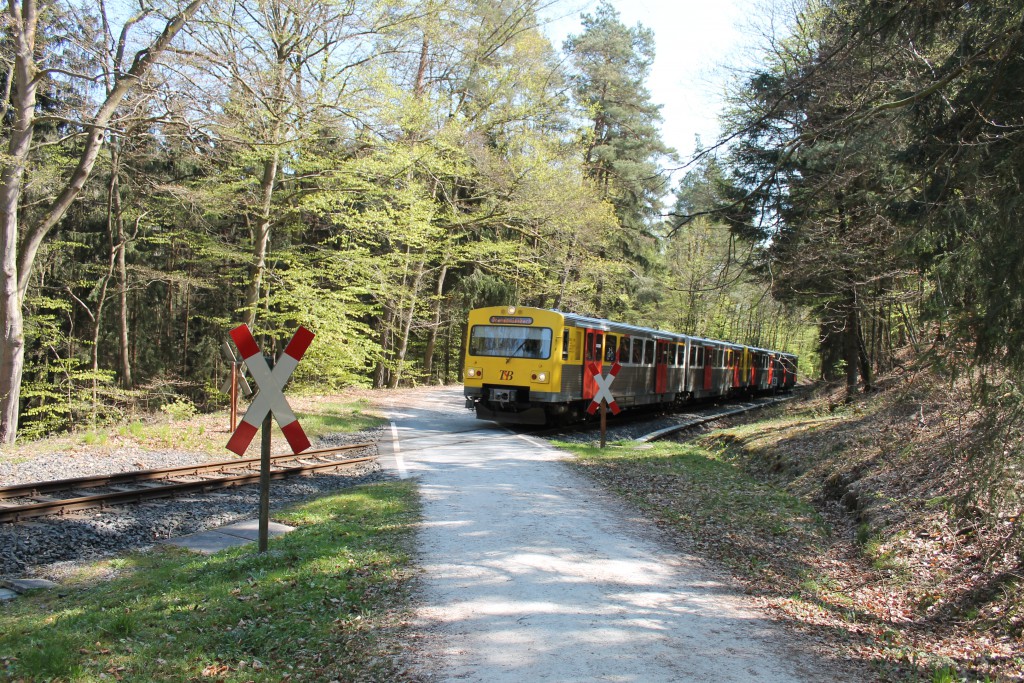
[
  {"x1": 0, "y1": 443, "x2": 375, "y2": 523},
  {"x1": 520, "y1": 393, "x2": 796, "y2": 443},
  {"x1": 632, "y1": 394, "x2": 795, "y2": 442},
  {"x1": 0, "y1": 395, "x2": 790, "y2": 524}
]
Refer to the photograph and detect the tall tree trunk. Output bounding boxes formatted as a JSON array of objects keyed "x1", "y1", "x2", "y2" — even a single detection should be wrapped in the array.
[
  {"x1": 373, "y1": 304, "x2": 395, "y2": 389},
  {"x1": 389, "y1": 257, "x2": 425, "y2": 389},
  {"x1": 0, "y1": 0, "x2": 39, "y2": 443},
  {"x1": 422, "y1": 263, "x2": 448, "y2": 380},
  {"x1": 117, "y1": 222, "x2": 132, "y2": 387},
  {"x1": 844, "y1": 293, "x2": 861, "y2": 399},
  {"x1": 108, "y1": 145, "x2": 133, "y2": 387},
  {"x1": 243, "y1": 150, "x2": 280, "y2": 328}
]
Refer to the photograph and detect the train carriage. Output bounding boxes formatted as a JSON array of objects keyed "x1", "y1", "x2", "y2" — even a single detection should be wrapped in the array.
[{"x1": 463, "y1": 306, "x2": 797, "y2": 425}]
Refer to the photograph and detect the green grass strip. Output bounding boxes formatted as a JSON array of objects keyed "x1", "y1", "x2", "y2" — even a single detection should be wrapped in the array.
[
  {"x1": 560, "y1": 439, "x2": 829, "y2": 584},
  {"x1": 0, "y1": 480, "x2": 418, "y2": 682}
]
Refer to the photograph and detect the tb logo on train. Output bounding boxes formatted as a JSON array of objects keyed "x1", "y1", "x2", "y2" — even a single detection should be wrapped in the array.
[{"x1": 463, "y1": 306, "x2": 797, "y2": 425}]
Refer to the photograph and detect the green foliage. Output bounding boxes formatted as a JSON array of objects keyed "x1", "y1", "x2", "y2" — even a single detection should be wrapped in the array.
[
  {"x1": 719, "y1": 0, "x2": 1024, "y2": 386},
  {"x1": 19, "y1": 299, "x2": 124, "y2": 440},
  {"x1": 159, "y1": 397, "x2": 198, "y2": 422}
]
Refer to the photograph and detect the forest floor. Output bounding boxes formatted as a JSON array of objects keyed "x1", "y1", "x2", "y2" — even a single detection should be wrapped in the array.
[{"x1": 564, "y1": 373, "x2": 1024, "y2": 682}]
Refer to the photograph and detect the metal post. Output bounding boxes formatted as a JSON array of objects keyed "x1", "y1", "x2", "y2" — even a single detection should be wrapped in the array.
[
  {"x1": 600, "y1": 399, "x2": 607, "y2": 448},
  {"x1": 230, "y1": 362, "x2": 238, "y2": 432},
  {"x1": 258, "y1": 353, "x2": 273, "y2": 553}
]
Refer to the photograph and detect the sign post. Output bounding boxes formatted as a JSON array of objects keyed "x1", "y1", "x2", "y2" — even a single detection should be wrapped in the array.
[
  {"x1": 221, "y1": 342, "x2": 252, "y2": 432},
  {"x1": 586, "y1": 361, "x2": 621, "y2": 448},
  {"x1": 259, "y1": 354, "x2": 273, "y2": 552},
  {"x1": 226, "y1": 324, "x2": 314, "y2": 552},
  {"x1": 230, "y1": 362, "x2": 238, "y2": 432}
]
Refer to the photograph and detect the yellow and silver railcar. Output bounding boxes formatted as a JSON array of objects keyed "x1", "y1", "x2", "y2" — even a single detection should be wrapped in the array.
[{"x1": 463, "y1": 306, "x2": 796, "y2": 425}]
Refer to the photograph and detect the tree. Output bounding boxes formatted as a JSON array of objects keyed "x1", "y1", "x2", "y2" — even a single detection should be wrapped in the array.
[
  {"x1": 563, "y1": 0, "x2": 671, "y2": 317},
  {"x1": 0, "y1": 0, "x2": 204, "y2": 443},
  {"x1": 564, "y1": 1, "x2": 670, "y2": 232},
  {"x1": 717, "y1": 0, "x2": 1024, "y2": 393}
]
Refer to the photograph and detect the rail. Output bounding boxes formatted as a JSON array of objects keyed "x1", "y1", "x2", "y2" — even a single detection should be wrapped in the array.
[{"x1": 0, "y1": 443, "x2": 375, "y2": 523}]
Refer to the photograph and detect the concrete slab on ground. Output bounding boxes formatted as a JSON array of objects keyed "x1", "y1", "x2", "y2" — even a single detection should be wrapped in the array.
[
  {"x1": 3, "y1": 578, "x2": 58, "y2": 592},
  {"x1": 161, "y1": 520, "x2": 294, "y2": 555}
]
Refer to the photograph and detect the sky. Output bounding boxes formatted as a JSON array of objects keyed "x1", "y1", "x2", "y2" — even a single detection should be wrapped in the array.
[{"x1": 540, "y1": 0, "x2": 762, "y2": 187}]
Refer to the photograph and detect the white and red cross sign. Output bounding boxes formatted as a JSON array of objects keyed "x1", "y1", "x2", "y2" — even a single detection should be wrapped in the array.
[
  {"x1": 226, "y1": 324, "x2": 314, "y2": 456},
  {"x1": 586, "y1": 361, "x2": 622, "y2": 415}
]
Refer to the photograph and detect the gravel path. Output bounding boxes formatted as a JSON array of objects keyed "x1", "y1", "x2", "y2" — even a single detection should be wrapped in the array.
[
  {"x1": 0, "y1": 428, "x2": 386, "y2": 580},
  {"x1": 384, "y1": 387, "x2": 864, "y2": 682}
]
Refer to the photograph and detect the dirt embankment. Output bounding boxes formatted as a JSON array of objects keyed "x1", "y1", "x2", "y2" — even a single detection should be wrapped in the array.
[{"x1": 714, "y1": 375, "x2": 1024, "y2": 681}]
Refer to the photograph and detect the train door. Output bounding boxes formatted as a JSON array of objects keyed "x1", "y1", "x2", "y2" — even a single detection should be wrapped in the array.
[
  {"x1": 655, "y1": 340, "x2": 669, "y2": 394},
  {"x1": 582, "y1": 330, "x2": 604, "y2": 400},
  {"x1": 703, "y1": 346, "x2": 714, "y2": 391}
]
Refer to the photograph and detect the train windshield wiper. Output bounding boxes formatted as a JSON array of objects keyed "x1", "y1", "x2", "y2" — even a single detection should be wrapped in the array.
[{"x1": 506, "y1": 339, "x2": 528, "y2": 363}]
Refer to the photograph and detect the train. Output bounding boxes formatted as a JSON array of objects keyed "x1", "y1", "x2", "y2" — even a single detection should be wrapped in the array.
[{"x1": 462, "y1": 306, "x2": 797, "y2": 425}]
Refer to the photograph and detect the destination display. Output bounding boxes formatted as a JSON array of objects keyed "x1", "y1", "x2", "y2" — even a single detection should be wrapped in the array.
[{"x1": 489, "y1": 316, "x2": 533, "y2": 325}]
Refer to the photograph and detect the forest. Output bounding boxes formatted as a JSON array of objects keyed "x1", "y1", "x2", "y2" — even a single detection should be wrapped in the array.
[
  {"x1": 0, "y1": 0, "x2": 814, "y2": 443},
  {"x1": 1, "y1": 0, "x2": 1021, "y2": 455}
]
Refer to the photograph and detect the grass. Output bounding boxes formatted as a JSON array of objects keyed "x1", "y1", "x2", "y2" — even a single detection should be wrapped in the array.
[
  {"x1": 557, "y1": 438, "x2": 830, "y2": 585},
  {"x1": 1, "y1": 396, "x2": 388, "y2": 464},
  {"x1": 296, "y1": 399, "x2": 385, "y2": 440},
  {"x1": 0, "y1": 480, "x2": 419, "y2": 682}
]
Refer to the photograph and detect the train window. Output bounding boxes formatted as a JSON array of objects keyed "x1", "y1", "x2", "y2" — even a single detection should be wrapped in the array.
[
  {"x1": 619, "y1": 336, "x2": 631, "y2": 363},
  {"x1": 595, "y1": 333, "x2": 604, "y2": 362},
  {"x1": 631, "y1": 338, "x2": 643, "y2": 364},
  {"x1": 677, "y1": 344, "x2": 685, "y2": 366},
  {"x1": 605, "y1": 335, "x2": 618, "y2": 362},
  {"x1": 469, "y1": 325, "x2": 553, "y2": 359},
  {"x1": 645, "y1": 340, "x2": 655, "y2": 365},
  {"x1": 585, "y1": 332, "x2": 595, "y2": 361},
  {"x1": 716, "y1": 349, "x2": 724, "y2": 367},
  {"x1": 562, "y1": 329, "x2": 570, "y2": 361},
  {"x1": 689, "y1": 346, "x2": 698, "y2": 366}
]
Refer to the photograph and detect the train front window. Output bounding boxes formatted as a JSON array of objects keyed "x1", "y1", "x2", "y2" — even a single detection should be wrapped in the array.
[{"x1": 469, "y1": 326, "x2": 552, "y2": 359}]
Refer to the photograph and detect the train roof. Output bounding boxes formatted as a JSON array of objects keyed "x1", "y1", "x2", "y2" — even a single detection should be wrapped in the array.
[
  {"x1": 553, "y1": 310, "x2": 794, "y2": 357},
  {"x1": 487, "y1": 308, "x2": 796, "y2": 360}
]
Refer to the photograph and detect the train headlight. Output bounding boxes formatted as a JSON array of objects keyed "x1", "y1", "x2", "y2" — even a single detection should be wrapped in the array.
[
  {"x1": 466, "y1": 367, "x2": 482, "y2": 379},
  {"x1": 531, "y1": 371, "x2": 549, "y2": 383}
]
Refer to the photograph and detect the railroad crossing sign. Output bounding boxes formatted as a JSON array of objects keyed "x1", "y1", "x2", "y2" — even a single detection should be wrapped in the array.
[
  {"x1": 220, "y1": 342, "x2": 252, "y2": 397},
  {"x1": 586, "y1": 361, "x2": 622, "y2": 415},
  {"x1": 226, "y1": 324, "x2": 314, "y2": 456}
]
